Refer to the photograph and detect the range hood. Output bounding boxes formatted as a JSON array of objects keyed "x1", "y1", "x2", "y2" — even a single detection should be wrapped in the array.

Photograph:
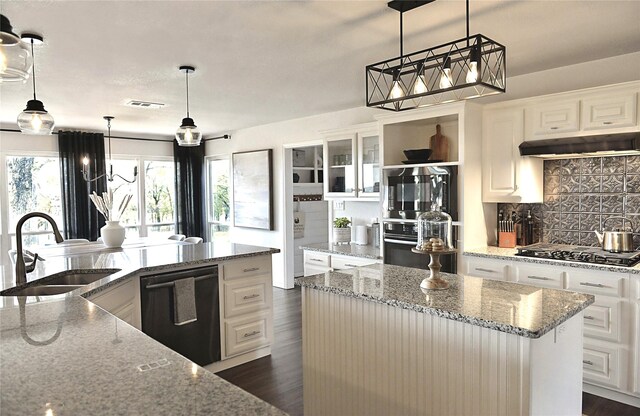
[{"x1": 518, "y1": 132, "x2": 640, "y2": 159}]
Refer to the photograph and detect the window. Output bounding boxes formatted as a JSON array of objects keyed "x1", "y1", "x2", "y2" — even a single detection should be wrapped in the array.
[
  {"x1": 144, "y1": 160, "x2": 175, "y2": 237},
  {"x1": 207, "y1": 157, "x2": 231, "y2": 242},
  {"x1": 109, "y1": 159, "x2": 140, "y2": 237},
  {"x1": 5, "y1": 155, "x2": 63, "y2": 248}
]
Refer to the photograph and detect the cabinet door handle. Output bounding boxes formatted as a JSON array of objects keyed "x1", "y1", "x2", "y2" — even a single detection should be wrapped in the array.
[
  {"x1": 602, "y1": 121, "x2": 613, "y2": 125},
  {"x1": 243, "y1": 267, "x2": 259, "y2": 273},
  {"x1": 580, "y1": 282, "x2": 605, "y2": 288},
  {"x1": 584, "y1": 315, "x2": 595, "y2": 320},
  {"x1": 243, "y1": 294, "x2": 260, "y2": 300},
  {"x1": 243, "y1": 330, "x2": 260, "y2": 338},
  {"x1": 345, "y1": 263, "x2": 359, "y2": 268},
  {"x1": 310, "y1": 258, "x2": 325, "y2": 263},
  {"x1": 582, "y1": 360, "x2": 594, "y2": 366},
  {"x1": 527, "y1": 275, "x2": 550, "y2": 281},
  {"x1": 550, "y1": 126, "x2": 559, "y2": 130},
  {"x1": 475, "y1": 267, "x2": 496, "y2": 273}
]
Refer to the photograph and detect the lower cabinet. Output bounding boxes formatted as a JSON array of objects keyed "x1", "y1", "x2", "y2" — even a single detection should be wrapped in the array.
[
  {"x1": 303, "y1": 249, "x2": 381, "y2": 276},
  {"x1": 86, "y1": 276, "x2": 141, "y2": 330},
  {"x1": 224, "y1": 311, "x2": 272, "y2": 357},
  {"x1": 463, "y1": 254, "x2": 638, "y2": 404}
]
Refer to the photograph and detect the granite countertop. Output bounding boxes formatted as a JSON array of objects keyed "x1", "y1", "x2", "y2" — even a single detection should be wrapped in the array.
[
  {"x1": 295, "y1": 263, "x2": 594, "y2": 339},
  {"x1": 300, "y1": 242, "x2": 381, "y2": 260},
  {"x1": 0, "y1": 240, "x2": 284, "y2": 415},
  {"x1": 463, "y1": 246, "x2": 640, "y2": 275}
]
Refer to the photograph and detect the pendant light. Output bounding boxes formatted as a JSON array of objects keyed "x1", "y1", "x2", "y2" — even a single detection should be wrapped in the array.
[
  {"x1": 82, "y1": 116, "x2": 138, "y2": 184},
  {"x1": 175, "y1": 65, "x2": 202, "y2": 147},
  {"x1": 366, "y1": 0, "x2": 506, "y2": 111},
  {"x1": 16, "y1": 33, "x2": 54, "y2": 135},
  {"x1": 0, "y1": 14, "x2": 31, "y2": 83}
]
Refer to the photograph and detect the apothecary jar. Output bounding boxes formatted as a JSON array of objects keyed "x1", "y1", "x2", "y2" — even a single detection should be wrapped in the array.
[{"x1": 416, "y1": 206, "x2": 453, "y2": 251}]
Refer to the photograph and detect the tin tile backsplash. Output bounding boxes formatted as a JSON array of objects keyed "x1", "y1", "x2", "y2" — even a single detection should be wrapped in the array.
[{"x1": 542, "y1": 155, "x2": 640, "y2": 246}]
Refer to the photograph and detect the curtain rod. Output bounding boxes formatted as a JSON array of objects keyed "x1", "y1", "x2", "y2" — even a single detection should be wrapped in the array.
[{"x1": 0, "y1": 129, "x2": 231, "y2": 143}]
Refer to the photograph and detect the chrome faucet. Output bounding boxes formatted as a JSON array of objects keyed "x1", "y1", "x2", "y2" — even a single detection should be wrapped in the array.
[{"x1": 15, "y1": 212, "x2": 64, "y2": 286}]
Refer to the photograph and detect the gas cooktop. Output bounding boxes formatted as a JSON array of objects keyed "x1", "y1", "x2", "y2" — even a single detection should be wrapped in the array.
[{"x1": 516, "y1": 243, "x2": 640, "y2": 267}]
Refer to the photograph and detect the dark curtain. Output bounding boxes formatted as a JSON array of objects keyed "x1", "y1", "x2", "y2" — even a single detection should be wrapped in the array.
[
  {"x1": 58, "y1": 131, "x2": 107, "y2": 240},
  {"x1": 174, "y1": 140, "x2": 207, "y2": 240}
]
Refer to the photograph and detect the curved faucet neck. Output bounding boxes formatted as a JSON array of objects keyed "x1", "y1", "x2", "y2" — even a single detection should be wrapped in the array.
[{"x1": 15, "y1": 212, "x2": 64, "y2": 286}]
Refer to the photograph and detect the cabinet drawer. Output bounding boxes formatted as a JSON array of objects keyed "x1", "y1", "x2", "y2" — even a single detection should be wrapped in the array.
[
  {"x1": 583, "y1": 297, "x2": 622, "y2": 342},
  {"x1": 224, "y1": 277, "x2": 270, "y2": 318},
  {"x1": 464, "y1": 257, "x2": 509, "y2": 281},
  {"x1": 581, "y1": 93, "x2": 637, "y2": 130},
  {"x1": 525, "y1": 100, "x2": 580, "y2": 139},
  {"x1": 565, "y1": 269, "x2": 624, "y2": 298},
  {"x1": 583, "y1": 343, "x2": 622, "y2": 389},
  {"x1": 304, "y1": 264, "x2": 331, "y2": 277},
  {"x1": 331, "y1": 256, "x2": 377, "y2": 270},
  {"x1": 514, "y1": 263, "x2": 564, "y2": 288},
  {"x1": 224, "y1": 312, "x2": 271, "y2": 357},
  {"x1": 223, "y1": 256, "x2": 271, "y2": 280},
  {"x1": 304, "y1": 251, "x2": 331, "y2": 267}
]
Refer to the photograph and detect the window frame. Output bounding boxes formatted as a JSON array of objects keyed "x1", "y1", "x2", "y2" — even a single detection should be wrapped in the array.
[{"x1": 205, "y1": 155, "x2": 232, "y2": 241}]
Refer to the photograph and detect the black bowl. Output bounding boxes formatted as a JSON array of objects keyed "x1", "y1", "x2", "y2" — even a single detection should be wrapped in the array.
[{"x1": 403, "y1": 149, "x2": 432, "y2": 162}]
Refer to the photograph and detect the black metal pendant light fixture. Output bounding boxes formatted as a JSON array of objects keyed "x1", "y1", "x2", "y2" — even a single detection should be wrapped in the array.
[
  {"x1": 82, "y1": 116, "x2": 138, "y2": 184},
  {"x1": 17, "y1": 33, "x2": 55, "y2": 134},
  {"x1": 175, "y1": 65, "x2": 202, "y2": 147},
  {"x1": 0, "y1": 14, "x2": 32, "y2": 83},
  {"x1": 366, "y1": 0, "x2": 506, "y2": 111}
]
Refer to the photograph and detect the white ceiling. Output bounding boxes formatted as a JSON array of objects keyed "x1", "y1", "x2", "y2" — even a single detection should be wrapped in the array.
[{"x1": 1, "y1": 0, "x2": 639, "y2": 138}]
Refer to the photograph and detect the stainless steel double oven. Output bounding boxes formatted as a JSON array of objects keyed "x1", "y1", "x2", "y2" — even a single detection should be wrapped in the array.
[{"x1": 382, "y1": 166, "x2": 458, "y2": 273}]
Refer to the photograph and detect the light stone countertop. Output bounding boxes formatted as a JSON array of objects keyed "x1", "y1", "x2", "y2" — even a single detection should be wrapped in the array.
[
  {"x1": 300, "y1": 242, "x2": 381, "y2": 260},
  {"x1": 0, "y1": 240, "x2": 285, "y2": 415},
  {"x1": 463, "y1": 246, "x2": 640, "y2": 275},
  {"x1": 295, "y1": 263, "x2": 594, "y2": 339}
]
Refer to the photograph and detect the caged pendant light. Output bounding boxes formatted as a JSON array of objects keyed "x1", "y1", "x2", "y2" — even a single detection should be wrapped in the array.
[
  {"x1": 366, "y1": 0, "x2": 506, "y2": 111},
  {"x1": 82, "y1": 116, "x2": 138, "y2": 184},
  {"x1": 175, "y1": 65, "x2": 202, "y2": 147},
  {"x1": 17, "y1": 33, "x2": 55, "y2": 134},
  {"x1": 0, "y1": 14, "x2": 32, "y2": 83}
]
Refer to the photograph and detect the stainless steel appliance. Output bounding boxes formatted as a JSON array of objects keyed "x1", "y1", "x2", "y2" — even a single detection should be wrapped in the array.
[
  {"x1": 516, "y1": 243, "x2": 640, "y2": 267},
  {"x1": 383, "y1": 166, "x2": 457, "y2": 220},
  {"x1": 140, "y1": 266, "x2": 220, "y2": 366},
  {"x1": 383, "y1": 220, "x2": 457, "y2": 273},
  {"x1": 594, "y1": 216, "x2": 635, "y2": 253}
]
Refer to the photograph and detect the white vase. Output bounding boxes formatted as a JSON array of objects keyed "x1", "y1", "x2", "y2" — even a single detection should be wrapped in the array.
[{"x1": 101, "y1": 221, "x2": 126, "y2": 248}]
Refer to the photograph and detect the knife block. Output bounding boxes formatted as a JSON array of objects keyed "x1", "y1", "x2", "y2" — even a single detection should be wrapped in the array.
[{"x1": 499, "y1": 231, "x2": 517, "y2": 248}]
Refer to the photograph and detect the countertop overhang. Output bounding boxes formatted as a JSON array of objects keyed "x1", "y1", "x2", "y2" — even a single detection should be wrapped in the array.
[
  {"x1": 295, "y1": 263, "x2": 594, "y2": 339},
  {"x1": 0, "y1": 241, "x2": 284, "y2": 415}
]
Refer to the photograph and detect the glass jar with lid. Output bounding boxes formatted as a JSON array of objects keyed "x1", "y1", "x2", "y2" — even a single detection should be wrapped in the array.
[{"x1": 416, "y1": 204, "x2": 453, "y2": 251}]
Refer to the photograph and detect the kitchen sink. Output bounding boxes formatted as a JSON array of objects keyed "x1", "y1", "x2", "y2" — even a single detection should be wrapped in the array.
[
  {"x1": 2, "y1": 285, "x2": 83, "y2": 296},
  {"x1": 41, "y1": 270, "x2": 119, "y2": 286}
]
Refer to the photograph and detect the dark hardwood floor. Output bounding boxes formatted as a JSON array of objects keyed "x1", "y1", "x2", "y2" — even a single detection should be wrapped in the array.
[{"x1": 217, "y1": 286, "x2": 638, "y2": 416}]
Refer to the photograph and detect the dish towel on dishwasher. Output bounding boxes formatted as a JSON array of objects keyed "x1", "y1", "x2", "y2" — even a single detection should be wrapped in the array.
[{"x1": 173, "y1": 277, "x2": 197, "y2": 325}]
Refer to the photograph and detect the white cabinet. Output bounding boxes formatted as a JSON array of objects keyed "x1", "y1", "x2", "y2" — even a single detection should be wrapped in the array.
[
  {"x1": 219, "y1": 255, "x2": 273, "y2": 361},
  {"x1": 632, "y1": 276, "x2": 640, "y2": 396},
  {"x1": 87, "y1": 276, "x2": 141, "y2": 330},
  {"x1": 513, "y1": 262, "x2": 564, "y2": 289},
  {"x1": 583, "y1": 340, "x2": 624, "y2": 390},
  {"x1": 303, "y1": 249, "x2": 380, "y2": 276},
  {"x1": 482, "y1": 107, "x2": 543, "y2": 203},
  {"x1": 464, "y1": 256, "x2": 510, "y2": 281},
  {"x1": 582, "y1": 92, "x2": 637, "y2": 131},
  {"x1": 525, "y1": 99, "x2": 580, "y2": 139},
  {"x1": 322, "y1": 123, "x2": 379, "y2": 200}
]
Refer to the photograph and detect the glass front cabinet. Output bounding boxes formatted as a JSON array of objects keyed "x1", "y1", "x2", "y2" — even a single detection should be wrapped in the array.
[{"x1": 322, "y1": 122, "x2": 379, "y2": 199}]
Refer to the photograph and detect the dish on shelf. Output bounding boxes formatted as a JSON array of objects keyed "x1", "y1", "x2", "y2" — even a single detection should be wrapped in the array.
[
  {"x1": 403, "y1": 149, "x2": 432, "y2": 161},
  {"x1": 402, "y1": 159, "x2": 443, "y2": 164}
]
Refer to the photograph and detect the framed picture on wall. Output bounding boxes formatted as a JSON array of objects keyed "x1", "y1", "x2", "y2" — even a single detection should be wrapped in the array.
[{"x1": 232, "y1": 149, "x2": 274, "y2": 230}]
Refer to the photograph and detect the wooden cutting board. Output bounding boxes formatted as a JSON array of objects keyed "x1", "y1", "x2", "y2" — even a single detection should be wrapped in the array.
[{"x1": 430, "y1": 124, "x2": 449, "y2": 162}]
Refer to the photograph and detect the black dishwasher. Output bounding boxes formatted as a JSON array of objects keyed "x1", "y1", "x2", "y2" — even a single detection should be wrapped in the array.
[{"x1": 140, "y1": 266, "x2": 220, "y2": 366}]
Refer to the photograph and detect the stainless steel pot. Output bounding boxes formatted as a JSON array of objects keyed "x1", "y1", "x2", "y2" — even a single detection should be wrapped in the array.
[{"x1": 594, "y1": 216, "x2": 635, "y2": 253}]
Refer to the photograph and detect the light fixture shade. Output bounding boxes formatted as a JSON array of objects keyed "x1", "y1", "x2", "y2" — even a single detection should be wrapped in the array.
[
  {"x1": 175, "y1": 117, "x2": 202, "y2": 146},
  {"x1": 366, "y1": 34, "x2": 506, "y2": 111},
  {"x1": 0, "y1": 15, "x2": 32, "y2": 83},
  {"x1": 17, "y1": 99, "x2": 54, "y2": 135}
]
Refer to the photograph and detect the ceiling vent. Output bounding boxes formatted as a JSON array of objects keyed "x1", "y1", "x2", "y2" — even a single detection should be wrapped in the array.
[{"x1": 125, "y1": 100, "x2": 164, "y2": 109}]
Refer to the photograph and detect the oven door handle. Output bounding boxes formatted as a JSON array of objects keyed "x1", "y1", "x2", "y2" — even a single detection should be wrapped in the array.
[{"x1": 383, "y1": 238, "x2": 418, "y2": 246}]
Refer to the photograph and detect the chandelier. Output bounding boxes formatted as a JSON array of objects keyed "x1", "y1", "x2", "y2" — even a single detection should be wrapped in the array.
[
  {"x1": 82, "y1": 116, "x2": 138, "y2": 184},
  {"x1": 366, "y1": 0, "x2": 506, "y2": 111}
]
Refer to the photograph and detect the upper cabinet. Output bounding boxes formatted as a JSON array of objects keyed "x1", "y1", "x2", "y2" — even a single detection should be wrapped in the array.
[
  {"x1": 322, "y1": 122, "x2": 379, "y2": 200},
  {"x1": 482, "y1": 107, "x2": 543, "y2": 203},
  {"x1": 524, "y1": 84, "x2": 639, "y2": 141}
]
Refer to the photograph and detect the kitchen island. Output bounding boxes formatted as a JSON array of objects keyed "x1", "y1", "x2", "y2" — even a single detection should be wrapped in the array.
[
  {"x1": 295, "y1": 264, "x2": 595, "y2": 416},
  {"x1": 0, "y1": 240, "x2": 284, "y2": 415}
]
